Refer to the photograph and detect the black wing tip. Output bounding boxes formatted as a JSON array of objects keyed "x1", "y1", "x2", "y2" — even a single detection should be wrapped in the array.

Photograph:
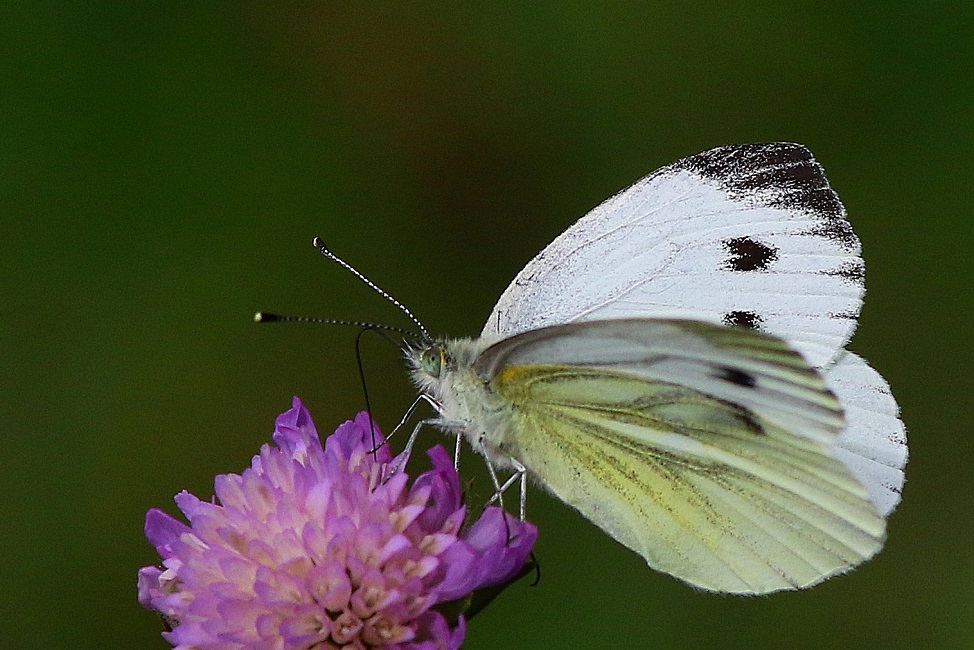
[{"x1": 669, "y1": 143, "x2": 848, "y2": 230}]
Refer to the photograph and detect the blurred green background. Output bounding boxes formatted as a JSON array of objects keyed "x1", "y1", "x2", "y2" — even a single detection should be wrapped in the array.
[{"x1": 2, "y1": 3, "x2": 970, "y2": 648}]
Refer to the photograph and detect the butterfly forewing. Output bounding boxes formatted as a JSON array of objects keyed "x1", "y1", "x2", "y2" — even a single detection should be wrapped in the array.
[
  {"x1": 476, "y1": 319, "x2": 844, "y2": 444},
  {"x1": 483, "y1": 143, "x2": 864, "y2": 368},
  {"x1": 474, "y1": 319, "x2": 885, "y2": 593}
]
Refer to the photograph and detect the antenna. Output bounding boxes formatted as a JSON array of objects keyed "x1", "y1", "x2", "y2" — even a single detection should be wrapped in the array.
[
  {"x1": 253, "y1": 312, "x2": 414, "y2": 340},
  {"x1": 311, "y1": 237, "x2": 429, "y2": 339}
]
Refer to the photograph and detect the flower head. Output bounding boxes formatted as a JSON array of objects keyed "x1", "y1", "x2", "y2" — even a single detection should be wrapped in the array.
[{"x1": 139, "y1": 398, "x2": 537, "y2": 649}]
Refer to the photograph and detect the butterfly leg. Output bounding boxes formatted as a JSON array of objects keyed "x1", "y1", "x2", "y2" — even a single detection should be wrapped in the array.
[
  {"x1": 453, "y1": 432, "x2": 462, "y2": 470},
  {"x1": 485, "y1": 455, "x2": 506, "y2": 510},
  {"x1": 515, "y1": 457, "x2": 527, "y2": 521},
  {"x1": 375, "y1": 393, "x2": 440, "y2": 453},
  {"x1": 485, "y1": 456, "x2": 528, "y2": 520},
  {"x1": 386, "y1": 416, "x2": 439, "y2": 476},
  {"x1": 384, "y1": 394, "x2": 426, "y2": 442},
  {"x1": 483, "y1": 454, "x2": 528, "y2": 543}
]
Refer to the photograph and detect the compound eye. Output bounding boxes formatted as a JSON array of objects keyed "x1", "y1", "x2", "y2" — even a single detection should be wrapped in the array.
[{"x1": 420, "y1": 347, "x2": 443, "y2": 378}]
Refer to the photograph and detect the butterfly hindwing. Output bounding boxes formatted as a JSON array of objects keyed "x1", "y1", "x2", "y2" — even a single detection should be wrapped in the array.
[
  {"x1": 827, "y1": 351, "x2": 908, "y2": 517},
  {"x1": 476, "y1": 320, "x2": 885, "y2": 593},
  {"x1": 484, "y1": 143, "x2": 864, "y2": 368}
]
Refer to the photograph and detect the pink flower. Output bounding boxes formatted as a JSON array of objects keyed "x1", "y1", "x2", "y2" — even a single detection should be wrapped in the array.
[{"x1": 139, "y1": 398, "x2": 537, "y2": 649}]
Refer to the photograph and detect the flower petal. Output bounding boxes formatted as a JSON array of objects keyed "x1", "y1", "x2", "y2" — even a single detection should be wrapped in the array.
[{"x1": 139, "y1": 403, "x2": 536, "y2": 649}]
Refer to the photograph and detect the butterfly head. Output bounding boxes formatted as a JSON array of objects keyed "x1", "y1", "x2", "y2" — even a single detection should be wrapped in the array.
[
  {"x1": 404, "y1": 336, "x2": 488, "y2": 400},
  {"x1": 419, "y1": 344, "x2": 452, "y2": 378},
  {"x1": 405, "y1": 339, "x2": 456, "y2": 385}
]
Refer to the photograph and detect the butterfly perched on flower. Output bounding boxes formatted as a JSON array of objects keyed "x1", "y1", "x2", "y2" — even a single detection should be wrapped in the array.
[{"x1": 405, "y1": 143, "x2": 907, "y2": 594}]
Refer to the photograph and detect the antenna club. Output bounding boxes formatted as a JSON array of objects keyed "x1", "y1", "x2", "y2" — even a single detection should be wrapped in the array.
[{"x1": 312, "y1": 236, "x2": 329, "y2": 253}]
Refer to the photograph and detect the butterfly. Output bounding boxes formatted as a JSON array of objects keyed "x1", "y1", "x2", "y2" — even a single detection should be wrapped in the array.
[{"x1": 403, "y1": 143, "x2": 907, "y2": 594}]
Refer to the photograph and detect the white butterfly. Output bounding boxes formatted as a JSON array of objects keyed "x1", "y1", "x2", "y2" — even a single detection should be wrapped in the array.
[{"x1": 404, "y1": 143, "x2": 907, "y2": 594}]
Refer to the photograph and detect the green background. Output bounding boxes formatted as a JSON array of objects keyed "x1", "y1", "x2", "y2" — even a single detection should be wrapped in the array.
[{"x1": 3, "y1": 4, "x2": 970, "y2": 648}]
